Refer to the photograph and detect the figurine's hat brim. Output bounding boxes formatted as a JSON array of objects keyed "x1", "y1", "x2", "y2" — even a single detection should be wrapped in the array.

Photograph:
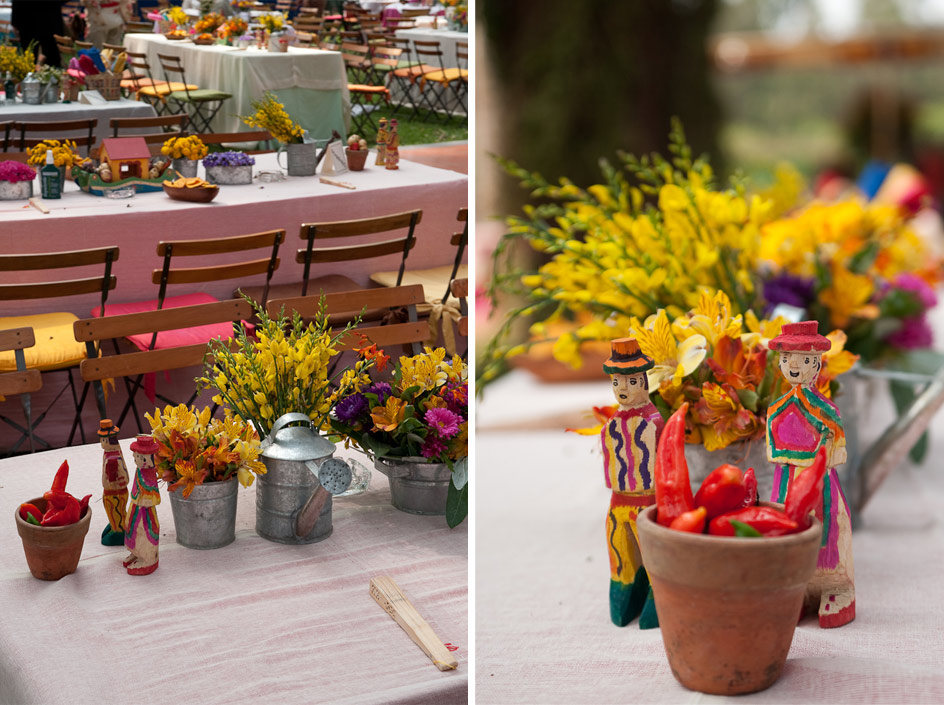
[
  {"x1": 603, "y1": 337, "x2": 654, "y2": 374},
  {"x1": 97, "y1": 419, "x2": 119, "y2": 437},
  {"x1": 130, "y1": 435, "x2": 160, "y2": 454},
  {"x1": 769, "y1": 321, "x2": 831, "y2": 352}
]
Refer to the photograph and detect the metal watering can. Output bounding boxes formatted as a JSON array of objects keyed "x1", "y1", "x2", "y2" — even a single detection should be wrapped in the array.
[{"x1": 257, "y1": 413, "x2": 352, "y2": 544}]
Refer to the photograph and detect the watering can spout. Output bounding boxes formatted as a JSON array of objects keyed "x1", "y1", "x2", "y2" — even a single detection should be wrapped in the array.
[{"x1": 293, "y1": 458, "x2": 353, "y2": 539}]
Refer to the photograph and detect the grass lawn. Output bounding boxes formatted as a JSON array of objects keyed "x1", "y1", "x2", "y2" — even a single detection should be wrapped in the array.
[{"x1": 353, "y1": 104, "x2": 467, "y2": 145}]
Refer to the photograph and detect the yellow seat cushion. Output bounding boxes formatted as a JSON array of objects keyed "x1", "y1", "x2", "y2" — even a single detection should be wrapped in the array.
[
  {"x1": 0, "y1": 312, "x2": 87, "y2": 372},
  {"x1": 370, "y1": 264, "x2": 468, "y2": 314},
  {"x1": 422, "y1": 68, "x2": 468, "y2": 86},
  {"x1": 137, "y1": 82, "x2": 198, "y2": 98}
]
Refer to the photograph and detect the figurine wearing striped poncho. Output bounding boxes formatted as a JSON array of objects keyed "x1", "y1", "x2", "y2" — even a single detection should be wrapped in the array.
[
  {"x1": 600, "y1": 338, "x2": 664, "y2": 629},
  {"x1": 767, "y1": 321, "x2": 855, "y2": 628}
]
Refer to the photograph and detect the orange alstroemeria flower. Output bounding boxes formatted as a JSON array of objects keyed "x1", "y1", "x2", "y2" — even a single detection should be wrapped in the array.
[
  {"x1": 566, "y1": 405, "x2": 617, "y2": 436},
  {"x1": 705, "y1": 335, "x2": 767, "y2": 391},
  {"x1": 355, "y1": 334, "x2": 390, "y2": 372},
  {"x1": 169, "y1": 459, "x2": 208, "y2": 498},
  {"x1": 370, "y1": 396, "x2": 406, "y2": 432},
  {"x1": 692, "y1": 382, "x2": 763, "y2": 451}
]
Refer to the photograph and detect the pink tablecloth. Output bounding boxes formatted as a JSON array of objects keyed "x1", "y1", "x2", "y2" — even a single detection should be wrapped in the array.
[
  {"x1": 476, "y1": 371, "x2": 944, "y2": 704},
  {"x1": 0, "y1": 439, "x2": 467, "y2": 704}
]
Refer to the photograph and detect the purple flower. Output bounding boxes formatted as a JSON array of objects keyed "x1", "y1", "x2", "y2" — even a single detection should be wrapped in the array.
[
  {"x1": 420, "y1": 435, "x2": 447, "y2": 459},
  {"x1": 365, "y1": 382, "x2": 392, "y2": 405},
  {"x1": 885, "y1": 314, "x2": 933, "y2": 350},
  {"x1": 203, "y1": 151, "x2": 255, "y2": 168},
  {"x1": 425, "y1": 408, "x2": 460, "y2": 439},
  {"x1": 763, "y1": 273, "x2": 815, "y2": 313},
  {"x1": 335, "y1": 393, "x2": 368, "y2": 423},
  {"x1": 890, "y1": 273, "x2": 937, "y2": 310}
]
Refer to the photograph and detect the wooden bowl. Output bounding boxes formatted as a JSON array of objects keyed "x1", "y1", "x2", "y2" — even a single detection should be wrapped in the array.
[
  {"x1": 164, "y1": 32, "x2": 189, "y2": 40},
  {"x1": 193, "y1": 36, "x2": 216, "y2": 45},
  {"x1": 163, "y1": 182, "x2": 220, "y2": 203}
]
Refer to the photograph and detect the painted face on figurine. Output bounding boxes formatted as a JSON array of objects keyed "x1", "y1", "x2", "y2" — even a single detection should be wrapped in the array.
[
  {"x1": 611, "y1": 372, "x2": 649, "y2": 409},
  {"x1": 778, "y1": 350, "x2": 821, "y2": 387}
]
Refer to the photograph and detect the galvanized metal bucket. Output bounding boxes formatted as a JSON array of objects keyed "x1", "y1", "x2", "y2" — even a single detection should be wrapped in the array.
[
  {"x1": 172, "y1": 158, "x2": 199, "y2": 178},
  {"x1": 277, "y1": 142, "x2": 317, "y2": 177},
  {"x1": 374, "y1": 457, "x2": 451, "y2": 516},
  {"x1": 257, "y1": 413, "x2": 352, "y2": 544},
  {"x1": 168, "y1": 476, "x2": 238, "y2": 549}
]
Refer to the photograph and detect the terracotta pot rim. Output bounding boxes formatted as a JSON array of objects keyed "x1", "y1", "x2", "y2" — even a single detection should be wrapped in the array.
[
  {"x1": 14, "y1": 497, "x2": 91, "y2": 532},
  {"x1": 638, "y1": 503, "x2": 821, "y2": 547}
]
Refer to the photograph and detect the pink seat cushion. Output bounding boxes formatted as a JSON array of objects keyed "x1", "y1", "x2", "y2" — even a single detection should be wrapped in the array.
[{"x1": 94, "y1": 293, "x2": 248, "y2": 352}]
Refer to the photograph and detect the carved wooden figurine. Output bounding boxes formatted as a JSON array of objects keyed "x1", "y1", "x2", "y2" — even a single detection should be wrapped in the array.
[
  {"x1": 375, "y1": 117, "x2": 388, "y2": 167},
  {"x1": 767, "y1": 321, "x2": 855, "y2": 628},
  {"x1": 124, "y1": 435, "x2": 161, "y2": 576},
  {"x1": 601, "y1": 338, "x2": 664, "y2": 628},
  {"x1": 98, "y1": 419, "x2": 129, "y2": 546},
  {"x1": 385, "y1": 118, "x2": 399, "y2": 171}
]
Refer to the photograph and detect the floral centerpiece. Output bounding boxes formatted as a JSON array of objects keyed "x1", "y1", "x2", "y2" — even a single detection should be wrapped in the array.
[
  {"x1": 162, "y1": 5, "x2": 189, "y2": 28},
  {"x1": 26, "y1": 140, "x2": 90, "y2": 176},
  {"x1": 258, "y1": 12, "x2": 285, "y2": 33},
  {"x1": 162, "y1": 135, "x2": 208, "y2": 177},
  {"x1": 203, "y1": 150, "x2": 255, "y2": 184},
  {"x1": 330, "y1": 344, "x2": 469, "y2": 526},
  {"x1": 146, "y1": 404, "x2": 266, "y2": 496},
  {"x1": 232, "y1": 0, "x2": 252, "y2": 8},
  {"x1": 198, "y1": 298, "x2": 377, "y2": 439},
  {"x1": 0, "y1": 161, "x2": 36, "y2": 200},
  {"x1": 442, "y1": 0, "x2": 468, "y2": 31},
  {"x1": 0, "y1": 44, "x2": 35, "y2": 83},
  {"x1": 241, "y1": 92, "x2": 305, "y2": 144},
  {"x1": 194, "y1": 12, "x2": 225, "y2": 33},
  {"x1": 34, "y1": 64, "x2": 63, "y2": 102},
  {"x1": 217, "y1": 17, "x2": 248, "y2": 43}
]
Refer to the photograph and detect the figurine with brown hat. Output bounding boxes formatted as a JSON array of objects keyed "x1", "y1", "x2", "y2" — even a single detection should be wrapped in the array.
[
  {"x1": 767, "y1": 320, "x2": 855, "y2": 628},
  {"x1": 600, "y1": 337, "x2": 665, "y2": 629},
  {"x1": 98, "y1": 419, "x2": 129, "y2": 546},
  {"x1": 124, "y1": 435, "x2": 161, "y2": 576}
]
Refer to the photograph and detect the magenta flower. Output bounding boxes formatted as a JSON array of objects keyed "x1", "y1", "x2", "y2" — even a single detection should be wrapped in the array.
[
  {"x1": 420, "y1": 435, "x2": 447, "y2": 459},
  {"x1": 891, "y1": 273, "x2": 937, "y2": 310},
  {"x1": 0, "y1": 161, "x2": 36, "y2": 183},
  {"x1": 425, "y1": 407, "x2": 460, "y2": 439},
  {"x1": 886, "y1": 314, "x2": 933, "y2": 350}
]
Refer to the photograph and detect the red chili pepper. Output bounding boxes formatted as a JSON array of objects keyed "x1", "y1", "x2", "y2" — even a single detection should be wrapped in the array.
[
  {"x1": 668, "y1": 506, "x2": 707, "y2": 533},
  {"x1": 693, "y1": 464, "x2": 747, "y2": 519},
  {"x1": 784, "y1": 446, "x2": 827, "y2": 529},
  {"x1": 19, "y1": 503, "x2": 42, "y2": 525},
  {"x1": 50, "y1": 460, "x2": 69, "y2": 494},
  {"x1": 654, "y1": 403, "x2": 694, "y2": 527},
  {"x1": 40, "y1": 490, "x2": 80, "y2": 527},
  {"x1": 708, "y1": 506, "x2": 800, "y2": 537},
  {"x1": 739, "y1": 468, "x2": 758, "y2": 509},
  {"x1": 78, "y1": 494, "x2": 92, "y2": 518}
]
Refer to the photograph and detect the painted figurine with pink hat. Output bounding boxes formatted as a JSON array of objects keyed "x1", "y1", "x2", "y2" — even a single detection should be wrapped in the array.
[
  {"x1": 767, "y1": 321, "x2": 855, "y2": 628},
  {"x1": 124, "y1": 435, "x2": 161, "y2": 576},
  {"x1": 601, "y1": 337, "x2": 665, "y2": 628}
]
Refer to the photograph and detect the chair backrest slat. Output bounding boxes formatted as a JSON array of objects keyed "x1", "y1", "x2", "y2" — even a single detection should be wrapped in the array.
[
  {"x1": 74, "y1": 299, "x2": 254, "y2": 341},
  {"x1": 81, "y1": 342, "x2": 221, "y2": 381},
  {"x1": 0, "y1": 370, "x2": 42, "y2": 396},
  {"x1": 0, "y1": 246, "x2": 120, "y2": 271},
  {"x1": 0, "y1": 326, "x2": 36, "y2": 351},
  {"x1": 298, "y1": 239, "x2": 413, "y2": 264},
  {"x1": 154, "y1": 258, "x2": 280, "y2": 286},
  {"x1": 267, "y1": 283, "x2": 425, "y2": 318},
  {"x1": 0, "y1": 276, "x2": 117, "y2": 301},
  {"x1": 156, "y1": 230, "x2": 284, "y2": 257},
  {"x1": 333, "y1": 322, "x2": 428, "y2": 351},
  {"x1": 450, "y1": 278, "x2": 469, "y2": 299},
  {"x1": 300, "y1": 210, "x2": 421, "y2": 239}
]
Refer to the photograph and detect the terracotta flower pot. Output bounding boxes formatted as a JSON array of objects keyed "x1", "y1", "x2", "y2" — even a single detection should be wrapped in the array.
[
  {"x1": 346, "y1": 147, "x2": 368, "y2": 171},
  {"x1": 15, "y1": 498, "x2": 92, "y2": 581},
  {"x1": 636, "y1": 503, "x2": 822, "y2": 695}
]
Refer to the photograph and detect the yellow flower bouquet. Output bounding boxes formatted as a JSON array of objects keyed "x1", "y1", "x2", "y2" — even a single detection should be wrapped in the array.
[
  {"x1": 27, "y1": 139, "x2": 90, "y2": 169},
  {"x1": 241, "y1": 92, "x2": 305, "y2": 144},
  {"x1": 0, "y1": 44, "x2": 35, "y2": 83},
  {"x1": 145, "y1": 404, "x2": 267, "y2": 496},
  {"x1": 258, "y1": 13, "x2": 285, "y2": 33},
  {"x1": 161, "y1": 135, "x2": 208, "y2": 161},
  {"x1": 198, "y1": 297, "x2": 377, "y2": 439}
]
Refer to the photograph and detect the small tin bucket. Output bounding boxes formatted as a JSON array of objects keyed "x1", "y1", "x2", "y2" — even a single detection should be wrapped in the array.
[{"x1": 168, "y1": 476, "x2": 238, "y2": 549}]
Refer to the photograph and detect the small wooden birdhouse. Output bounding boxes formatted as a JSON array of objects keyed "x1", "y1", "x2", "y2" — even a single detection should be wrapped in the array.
[{"x1": 100, "y1": 137, "x2": 151, "y2": 182}]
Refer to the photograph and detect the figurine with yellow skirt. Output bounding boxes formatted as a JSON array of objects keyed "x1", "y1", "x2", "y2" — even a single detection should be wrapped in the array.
[
  {"x1": 600, "y1": 338, "x2": 664, "y2": 628},
  {"x1": 98, "y1": 419, "x2": 129, "y2": 546}
]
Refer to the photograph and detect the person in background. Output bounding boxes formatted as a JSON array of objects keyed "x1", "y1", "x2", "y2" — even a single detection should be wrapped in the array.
[
  {"x1": 84, "y1": 0, "x2": 133, "y2": 48},
  {"x1": 10, "y1": 0, "x2": 67, "y2": 66}
]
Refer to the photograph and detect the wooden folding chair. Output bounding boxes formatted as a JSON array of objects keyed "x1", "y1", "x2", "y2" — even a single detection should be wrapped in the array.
[
  {"x1": 343, "y1": 42, "x2": 390, "y2": 133},
  {"x1": 95, "y1": 230, "x2": 284, "y2": 429},
  {"x1": 412, "y1": 40, "x2": 464, "y2": 122},
  {"x1": 451, "y1": 278, "x2": 468, "y2": 359},
  {"x1": 266, "y1": 284, "x2": 427, "y2": 356},
  {"x1": 157, "y1": 53, "x2": 233, "y2": 133},
  {"x1": 0, "y1": 246, "x2": 119, "y2": 451},
  {"x1": 123, "y1": 51, "x2": 198, "y2": 112},
  {"x1": 237, "y1": 210, "x2": 422, "y2": 306},
  {"x1": 0, "y1": 327, "x2": 42, "y2": 456},
  {"x1": 74, "y1": 299, "x2": 255, "y2": 421},
  {"x1": 12, "y1": 119, "x2": 98, "y2": 156}
]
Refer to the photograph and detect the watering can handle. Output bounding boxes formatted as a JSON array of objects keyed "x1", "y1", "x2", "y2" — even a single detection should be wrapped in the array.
[
  {"x1": 262, "y1": 412, "x2": 312, "y2": 449},
  {"x1": 276, "y1": 144, "x2": 286, "y2": 171}
]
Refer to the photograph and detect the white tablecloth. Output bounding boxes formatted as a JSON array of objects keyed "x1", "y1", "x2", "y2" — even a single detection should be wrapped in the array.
[
  {"x1": 123, "y1": 34, "x2": 350, "y2": 138},
  {"x1": 0, "y1": 98, "x2": 158, "y2": 154},
  {"x1": 0, "y1": 439, "x2": 467, "y2": 704},
  {"x1": 475, "y1": 370, "x2": 944, "y2": 703},
  {"x1": 394, "y1": 28, "x2": 467, "y2": 69}
]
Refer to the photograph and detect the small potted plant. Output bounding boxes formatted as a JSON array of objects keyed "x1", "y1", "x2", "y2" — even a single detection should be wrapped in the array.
[
  {"x1": 15, "y1": 460, "x2": 92, "y2": 581},
  {"x1": 35, "y1": 64, "x2": 63, "y2": 103},
  {"x1": 146, "y1": 404, "x2": 267, "y2": 549},
  {"x1": 0, "y1": 160, "x2": 36, "y2": 200},
  {"x1": 161, "y1": 135, "x2": 208, "y2": 178},
  {"x1": 330, "y1": 344, "x2": 469, "y2": 527},
  {"x1": 203, "y1": 150, "x2": 255, "y2": 185},
  {"x1": 26, "y1": 139, "x2": 89, "y2": 180},
  {"x1": 345, "y1": 134, "x2": 369, "y2": 171},
  {"x1": 241, "y1": 92, "x2": 311, "y2": 175}
]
